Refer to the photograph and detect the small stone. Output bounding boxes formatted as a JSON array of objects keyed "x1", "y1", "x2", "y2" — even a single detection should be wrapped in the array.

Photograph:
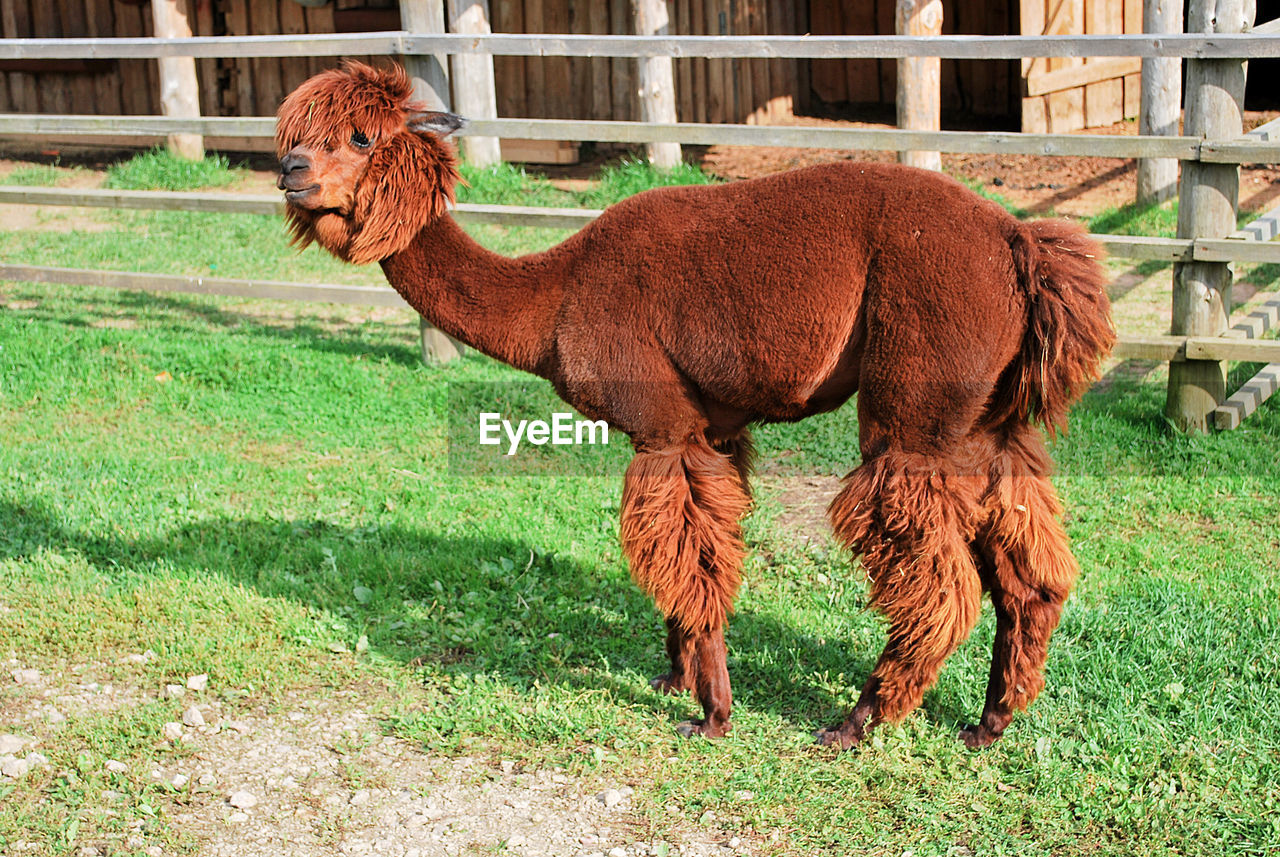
[
  {"x1": 172, "y1": 773, "x2": 189, "y2": 788},
  {"x1": 199, "y1": 773, "x2": 215, "y2": 786},
  {"x1": 728, "y1": 837, "x2": 742, "y2": 850},
  {"x1": 147, "y1": 848, "x2": 163, "y2": 857},
  {"x1": 350, "y1": 789, "x2": 371, "y2": 806},
  {"x1": 164, "y1": 684, "x2": 185, "y2": 700},
  {"x1": 0, "y1": 734, "x2": 29, "y2": 755},
  {"x1": 186, "y1": 674, "x2": 209, "y2": 692},
  {"x1": 610, "y1": 849, "x2": 628, "y2": 857},
  {"x1": 2, "y1": 756, "x2": 30, "y2": 778},
  {"x1": 162, "y1": 722, "x2": 184, "y2": 741},
  {"x1": 699, "y1": 810, "x2": 715, "y2": 824},
  {"x1": 224, "y1": 721, "x2": 251, "y2": 734},
  {"x1": 11, "y1": 668, "x2": 39, "y2": 685},
  {"x1": 45, "y1": 709, "x2": 65, "y2": 724},
  {"x1": 507, "y1": 835, "x2": 526, "y2": 848},
  {"x1": 500, "y1": 759, "x2": 515, "y2": 774},
  {"x1": 182, "y1": 706, "x2": 205, "y2": 728},
  {"x1": 104, "y1": 760, "x2": 128, "y2": 774},
  {"x1": 25, "y1": 752, "x2": 48, "y2": 769},
  {"x1": 227, "y1": 811, "x2": 249, "y2": 823},
  {"x1": 599, "y1": 788, "x2": 625, "y2": 808},
  {"x1": 733, "y1": 790, "x2": 754, "y2": 801},
  {"x1": 228, "y1": 790, "x2": 258, "y2": 809}
]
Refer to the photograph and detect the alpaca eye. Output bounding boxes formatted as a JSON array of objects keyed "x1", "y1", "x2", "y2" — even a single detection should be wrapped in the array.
[{"x1": 350, "y1": 131, "x2": 371, "y2": 149}]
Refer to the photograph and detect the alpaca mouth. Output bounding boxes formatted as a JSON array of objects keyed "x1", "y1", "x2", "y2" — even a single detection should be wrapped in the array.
[{"x1": 282, "y1": 185, "x2": 320, "y2": 203}]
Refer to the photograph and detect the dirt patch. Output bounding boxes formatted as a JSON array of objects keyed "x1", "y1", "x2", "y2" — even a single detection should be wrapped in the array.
[
  {"x1": 756, "y1": 473, "x2": 843, "y2": 552},
  {"x1": 2, "y1": 660, "x2": 760, "y2": 857},
  {"x1": 165, "y1": 693, "x2": 753, "y2": 857}
]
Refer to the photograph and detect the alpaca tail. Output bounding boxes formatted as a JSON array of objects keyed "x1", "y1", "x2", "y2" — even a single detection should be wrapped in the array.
[{"x1": 994, "y1": 219, "x2": 1115, "y2": 436}]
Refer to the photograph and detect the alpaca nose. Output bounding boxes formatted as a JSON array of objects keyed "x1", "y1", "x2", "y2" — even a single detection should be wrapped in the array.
[{"x1": 279, "y1": 152, "x2": 310, "y2": 176}]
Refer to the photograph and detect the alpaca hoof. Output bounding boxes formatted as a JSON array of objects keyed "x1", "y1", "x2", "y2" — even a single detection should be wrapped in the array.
[
  {"x1": 959, "y1": 724, "x2": 1002, "y2": 749},
  {"x1": 650, "y1": 673, "x2": 690, "y2": 696},
  {"x1": 813, "y1": 724, "x2": 863, "y2": 750},
  {"x1": 675, "y1": 718, "x2": 730, "y2": 739}
]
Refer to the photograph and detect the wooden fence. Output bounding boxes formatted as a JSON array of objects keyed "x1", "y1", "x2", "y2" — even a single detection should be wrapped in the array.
[{"x1": 1, "y1": 26, "x2": 1279, "y2": 431}]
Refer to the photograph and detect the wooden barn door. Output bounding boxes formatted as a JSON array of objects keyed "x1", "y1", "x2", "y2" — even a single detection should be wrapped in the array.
[{"x1": 1020, "y1": 0, "x2": 1144, "y2": 132}]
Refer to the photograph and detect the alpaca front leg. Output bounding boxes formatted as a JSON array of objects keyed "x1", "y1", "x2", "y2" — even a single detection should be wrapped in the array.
[
  {"x1": 651, "y1": 616, "x2": 693, "y2": 695},
  {"x1": 620, "y1": 442, "x2": 749, "y2": 739},
  {"x1": 675, "y1": 623, "x2": 733, "y2": 737}
]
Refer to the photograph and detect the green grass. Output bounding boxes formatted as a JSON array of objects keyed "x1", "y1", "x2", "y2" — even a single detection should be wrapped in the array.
[
  {"x1": 583, "y1": 158, "x2": 719, "y2": 207},
  {"x1": 2, "y1": 157, "x2": 1279, "y2": 856},
  {"x1": 2, "y1": 163, "x2": 70, "y2": 187},
  {"x1": 104, "y1": 147, "x2": 242, "y2": 192}
]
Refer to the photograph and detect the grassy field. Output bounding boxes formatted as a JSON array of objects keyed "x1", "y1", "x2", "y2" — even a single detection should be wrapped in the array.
[{"x1": 2, "y1": 153, "x2": 1279, "y2": 856}]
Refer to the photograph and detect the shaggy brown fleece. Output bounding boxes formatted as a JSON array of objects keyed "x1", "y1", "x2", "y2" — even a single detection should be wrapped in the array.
[{"x1": 276, "y1": 61, "x2": 1114, "y2": 746}]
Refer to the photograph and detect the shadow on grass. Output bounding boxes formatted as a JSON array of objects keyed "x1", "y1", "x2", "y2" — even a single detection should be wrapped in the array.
[
  {"x1": 0, "y1": 497, "x2": 878, "y2": 736},
  {"x1": 8, "y1": 285, "x2": 426, "y2": 370}
]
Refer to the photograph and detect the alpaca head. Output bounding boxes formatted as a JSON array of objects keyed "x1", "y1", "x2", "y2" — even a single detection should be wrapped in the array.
[{"x1": 275, "y1": 61, "x2": 464, "y2": 265}]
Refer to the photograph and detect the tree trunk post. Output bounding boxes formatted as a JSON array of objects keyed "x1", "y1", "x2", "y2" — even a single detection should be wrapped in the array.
[
  {"x1": 1137, "y1": 0, "x2": 1183, "y2": 204},
  {"x1": 400, "y1": 0, "x2": 465, "y2": 364},
  {"x1": 895, "y1": 0, "x2": 942, "y2": 171},
  {"x1": 151, "y1": 0, "x2": 203, "y2": 160},
  {"x1": 1166, "y1": 0, "x2": 1254, "y2": 433},
  {"x1": 633, "y1": 0, "x2": 682, "y2": 169},
  {"x1": 447, "y1": 0, "x2": 501, "y2": 167}
]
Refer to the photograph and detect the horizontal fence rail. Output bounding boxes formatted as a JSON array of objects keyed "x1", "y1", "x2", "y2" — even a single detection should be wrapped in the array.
[
  {"x1": 7, "y1": 259, "x2": 1279, "y2": 364},
  {"x1": 3, "y1": 186, "x2": 1279, "y2": 265},
  {"x1": 1, "y1": 33, "x2": 1280, "y2": 61},
  {"x1": 2, "y1": 27, "x2": 1277, "y2": 396},
  {"x1": 5, "y1": 114, "x2": 1279, "y2": 164}
]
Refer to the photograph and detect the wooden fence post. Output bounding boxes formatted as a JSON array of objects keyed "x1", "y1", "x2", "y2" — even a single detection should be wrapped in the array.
[
  {"x1": 400, "y1": 0, "x2": 465, "y2": 364},
  {"x1": 895, "y1": 0, "x2": 942, "y2": 171},
  {"x1": 150, "y1": 0, "x2": 203, "y2": 160},
  {"x1": 1137, "y1": 0, "x2": 1183, "y2": 204},
  {"x1": 447, "y1": 0, "x2": 501, "y2": 167},
  {"x1": 633, "y1": 0, "x2": 681, "y2": 169},
  {"x1": 1166, "y1": 0, "x2": 1254, "y2": 433}
]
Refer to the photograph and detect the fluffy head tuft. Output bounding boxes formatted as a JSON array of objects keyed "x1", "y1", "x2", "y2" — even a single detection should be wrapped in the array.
[{"x1": 275, "y1": 61, "x2": 460, "y2": 265}]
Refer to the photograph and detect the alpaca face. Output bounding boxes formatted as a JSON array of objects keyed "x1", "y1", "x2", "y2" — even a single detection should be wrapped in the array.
[{"x1": 275, "y1": 61, "x2": 464, "y2": 265}]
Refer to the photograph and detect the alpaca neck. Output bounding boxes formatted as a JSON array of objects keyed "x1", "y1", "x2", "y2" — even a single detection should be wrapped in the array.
[{"x1": 380, "y1": 215, "x2": 562, "y2": 375}]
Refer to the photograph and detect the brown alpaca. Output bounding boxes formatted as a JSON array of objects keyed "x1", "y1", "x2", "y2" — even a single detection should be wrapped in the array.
[{"x1": 277, "y1": 62, "x2": 1114, "y2": 748}]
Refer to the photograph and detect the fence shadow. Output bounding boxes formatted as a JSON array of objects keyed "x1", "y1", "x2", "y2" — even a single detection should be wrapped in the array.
[{"x1": 0, "y1": 496, "x2": 885, "y2": 736}]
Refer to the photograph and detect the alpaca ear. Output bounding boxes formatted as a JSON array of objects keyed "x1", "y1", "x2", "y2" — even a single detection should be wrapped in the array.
[
  {"x1": 346, "y1": 133, "x2": 453, "y2": 264},
  {"x1": 407, "y1": 111, "x2": 467, "y2": 139}
]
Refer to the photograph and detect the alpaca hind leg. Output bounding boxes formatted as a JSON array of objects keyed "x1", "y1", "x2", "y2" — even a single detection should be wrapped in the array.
[
  {"x1": 961, "y1": 471, "x2": 1077, "y2": 748},
  {"x1": 818, "y1": 450, "x2": 985, "y2": 749},
  {"x1": 622, "y1": 441, "x2": 750, "y2": 737}
]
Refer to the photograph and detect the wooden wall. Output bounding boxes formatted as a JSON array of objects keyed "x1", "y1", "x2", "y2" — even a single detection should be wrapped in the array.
[
  {"x1": 0, "y1": 0, "x2": 1147, "y2": 140},
  {"x1": 491, "y1": 0, "x2": 804, "y2": 125},
  {"x1": 0, "y1": 0, "x2": 159, "y2": 116},
  {"x1": 809, "y1": 0, "x2": 1019, "y2": 119},
  {"x1": 1020, "y1": 0, "x2": 1144, "y2": 132}
]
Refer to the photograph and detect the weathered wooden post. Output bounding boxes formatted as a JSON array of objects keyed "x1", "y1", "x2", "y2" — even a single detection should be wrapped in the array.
[
  {"x1": 1137, "y1": 0, "x2": 1183, "y2": 204},
  {"x1": 895, "y1": 0, "x2": 942, "y2": 171},
  {"x1": 1167, "y1": 0, "x2": 1254, "y2": 432},
  {"x1": 446, "y1": 0, "x2": 501, "y2": 167},
  {"x1": 150, "y1": 0, "x2": 203, "y2": 160},
  {"x1": 633, "y1": 0, "x2": 682, "y2": 169},
  {"x1": 400, "y1": 0, "x2": 465, "y2": 364}
]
